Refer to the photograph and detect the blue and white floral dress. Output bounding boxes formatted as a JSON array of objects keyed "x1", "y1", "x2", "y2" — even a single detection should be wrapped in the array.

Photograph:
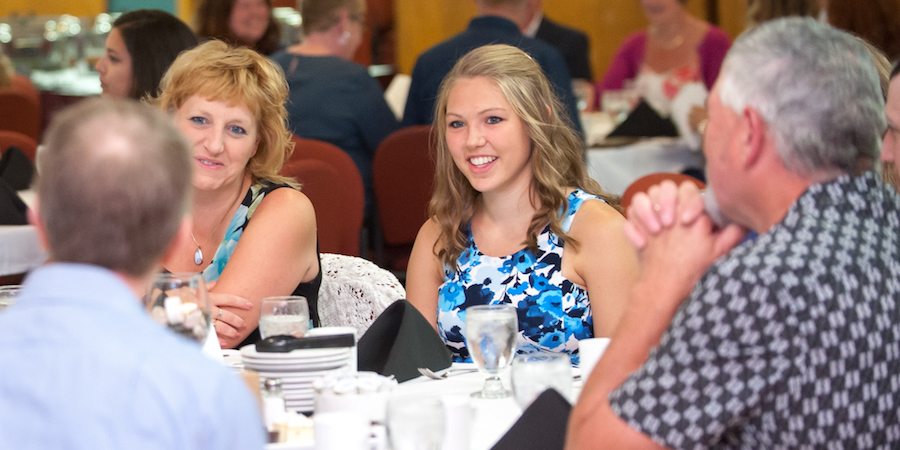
[{"x1": 437, "y1": 189, "x2": 602, "y2": 364}]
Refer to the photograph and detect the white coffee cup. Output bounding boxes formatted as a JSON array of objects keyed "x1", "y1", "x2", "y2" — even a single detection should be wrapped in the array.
[
  {"x1": 314, "y1": 411, "x2": 369, "y2": 450},
  {"x1": 441, "y1": 394, "x2": 473, "y2": 450},
  {"x1": 578, "y1": 338, "x2": 611, "y2": 381}
]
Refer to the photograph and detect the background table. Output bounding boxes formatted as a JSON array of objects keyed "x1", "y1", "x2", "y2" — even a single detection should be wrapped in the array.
[{"x1": 586, "y1": 138, "x2": 704, "y2": 195}]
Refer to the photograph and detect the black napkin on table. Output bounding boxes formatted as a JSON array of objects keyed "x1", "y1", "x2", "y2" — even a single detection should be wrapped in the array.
[
  {"x1": 491, "y1": 388, "x2": 572, "y2": 450},
  {"x1": 357, "y1": 299, "x2": 452, "y2": 382},
  {"x1": 0, "y1": 178, "x2": 27, "y2": 225},
  {"x1": 0, "y1": 147, "x2": 35, "y2": 191},
  {"x1": 606, "y1": 99, "x2": 679, "y2": 138}
]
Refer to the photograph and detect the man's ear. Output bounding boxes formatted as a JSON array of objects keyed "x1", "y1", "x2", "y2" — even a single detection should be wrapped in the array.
[
  {"x1": 741, "y1": 106, "x2": 768, "y2": 169},
  {"x1": 27, "y1": 201, "x2": 49, "y2": 251}
]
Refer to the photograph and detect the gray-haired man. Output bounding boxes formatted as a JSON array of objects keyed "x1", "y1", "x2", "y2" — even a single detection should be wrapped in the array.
[{"x1": 568, "y1": 18, "x2": 900, "y2": 449}]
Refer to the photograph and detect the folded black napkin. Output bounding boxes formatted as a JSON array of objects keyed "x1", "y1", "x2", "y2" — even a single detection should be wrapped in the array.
[
  {"x1": 0, "y1": 178, "x2": 27, "y2": 225},
  {"x1": 606, "y1": 99, "x2": 679, "y2": 138},
  {"x1": 492, "y1": 389, "x2": 572, "y2": 450},
  {"x1": 357, "y1": 299, "x2": 452, "y2": 382},
  {"x1": 0, "y1": 147, "x2": 35, "y2": 192}
]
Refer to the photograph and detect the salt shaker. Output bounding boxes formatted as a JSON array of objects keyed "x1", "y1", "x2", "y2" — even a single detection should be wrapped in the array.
[{"x1": 262, "y1": 378, "x2": 286, "y2": 443}]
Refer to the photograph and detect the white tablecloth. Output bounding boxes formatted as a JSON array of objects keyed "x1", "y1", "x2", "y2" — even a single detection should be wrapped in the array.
[
  {"x1": 586, "y1": 138, "x2": 704, "y2": 195},
  {"x1": 0, "y1": 225, "x2": 46, "y2": 277},
  {"x1": 265, "y1": 362, "x2": 583, "y2": 450},
  {"x1": 0, "y1": 191, "x2": 46, "y2": 277}
]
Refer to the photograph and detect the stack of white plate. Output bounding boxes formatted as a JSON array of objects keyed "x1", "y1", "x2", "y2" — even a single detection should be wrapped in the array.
[{"x1": 241, "y1": 345, "x2": 352, "y2": 413}]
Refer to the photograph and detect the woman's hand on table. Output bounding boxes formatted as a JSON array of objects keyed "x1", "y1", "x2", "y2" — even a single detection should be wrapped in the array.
[{"x1": 208, "y1": 280, "x2": 253, "y2": 346}]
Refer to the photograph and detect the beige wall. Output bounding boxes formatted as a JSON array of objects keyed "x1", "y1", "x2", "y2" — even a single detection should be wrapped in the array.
[
  {"x1": 1, "y1": 0, "x2": 104, "y2": 17},
  {"x1": 395, "y1": 0, "x2": 748, "y2": 79}
]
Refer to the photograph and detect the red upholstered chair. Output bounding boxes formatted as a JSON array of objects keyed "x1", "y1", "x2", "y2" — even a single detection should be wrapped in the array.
[
  {"x1": 620, "y1": 172, "x2": 706, "y2": 216},
  {"x1": 10, "y1": 74, "x2": 41, "y2": 106},
  {"x1": 372, "y1": 125, "x2": 436, "y2": 275},
  {"x1": 0, "y1": 75, "x2": 41, "y2": 142},
  {"x1": 281, "y1": 137, "x2": 365, "y2": 257},
  {"x1": 0, "y1": 130, "x2": 38, "y2": 162}
]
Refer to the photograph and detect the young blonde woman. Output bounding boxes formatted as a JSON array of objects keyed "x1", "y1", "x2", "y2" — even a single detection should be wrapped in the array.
[{"x1": 406, "y1": 44, "x2": 638, "y2": 364}]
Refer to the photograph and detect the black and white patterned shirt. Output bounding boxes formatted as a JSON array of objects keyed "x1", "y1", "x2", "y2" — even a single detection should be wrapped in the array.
[{"x1": 610, "y1": 173, "x2": 900, "y2": 449}]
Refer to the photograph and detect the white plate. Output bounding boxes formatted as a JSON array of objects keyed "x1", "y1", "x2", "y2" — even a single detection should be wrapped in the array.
[
  {"x1": 254, "y1": 367, "x2": 346, "y2": 382},
  {"x1": 243, "y1": 359, "x2": 350, "y2": 372},
  {"x1": 240, "y1": 345, "x2": 350, "y2": 360}
]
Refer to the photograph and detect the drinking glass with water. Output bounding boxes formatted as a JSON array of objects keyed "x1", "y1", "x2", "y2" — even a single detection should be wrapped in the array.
[
  {"x1": 465, "y1": 304, "x2": 518, "y2": 399},
  {"x1": 259, "y1": 296, "x2": 310, "y2": 339}
]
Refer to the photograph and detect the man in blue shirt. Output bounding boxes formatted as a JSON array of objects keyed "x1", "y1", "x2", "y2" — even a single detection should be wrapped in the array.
[
  {"x1": 401, "y1": 0, "x2": 584, "y2": 140},
  {"x1": 0, "y1": 99, "x2": 266, "y2": 449}
]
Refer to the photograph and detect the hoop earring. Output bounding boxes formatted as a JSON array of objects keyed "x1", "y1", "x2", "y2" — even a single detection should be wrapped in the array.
[{"x1": 338, "y1": 30, "x2": 350, "y2": 46}]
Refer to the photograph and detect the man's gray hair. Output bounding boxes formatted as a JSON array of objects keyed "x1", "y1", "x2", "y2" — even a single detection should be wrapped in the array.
[
  {"x1": 37, "y1": 98, "x2": 193, "y2": 277},
  {"x1": 718, "y1": 17, "x2": 885, "y2": 176}
]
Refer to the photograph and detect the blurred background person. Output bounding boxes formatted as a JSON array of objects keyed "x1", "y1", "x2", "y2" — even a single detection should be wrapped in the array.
[
  {"x1": 883, "y1": 61, "x2": 900, "y2": 190},
  {"x1": 402, "y1": 0, "x2": 583, "y2": 139},
  {"x1": 271, "y1": 0, "x2": 398, "y2": 219},
  {"x1": 0, "y1": 49, "x2": 13, "y2": 88},
  {"x1": 745, "y1": 0, "x2": 820, "y2": 28},
  {"x1": 95, "y1": 9, "x2": 198, "y2": 100},
  {"x1": 596, "y1": 0, "x2": 730, "y2": 132},
  {"x1": 824, "y1": 0, "x2": 900, "y2": 61},
  {"x1": 523, "y1": 0, "x2": 594, "y2": 109},
  {"x1": 194, "y1": 0, "x2": 281, "y2": 55},
  {"x1": 406, "y1": 45, "x2": 637, "y2": 364},
  {"x1": 156, "y1": 41, "x2": 321, "y2": 349}
]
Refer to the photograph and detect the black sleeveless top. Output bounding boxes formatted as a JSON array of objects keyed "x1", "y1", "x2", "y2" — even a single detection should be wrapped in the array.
[{"x1": 200, "y1": 179, "x2": 323, "y2": 349}]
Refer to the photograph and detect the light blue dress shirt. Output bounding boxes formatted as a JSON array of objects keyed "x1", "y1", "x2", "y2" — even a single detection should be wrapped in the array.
[{"x1": 0, "y1": 263, "x2": 266, "y2": 449}]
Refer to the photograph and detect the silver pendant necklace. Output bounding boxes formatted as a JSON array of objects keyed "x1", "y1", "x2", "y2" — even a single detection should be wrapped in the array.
[{"x1": 190, "y1": 187, "x2": 242, "y2": 265}]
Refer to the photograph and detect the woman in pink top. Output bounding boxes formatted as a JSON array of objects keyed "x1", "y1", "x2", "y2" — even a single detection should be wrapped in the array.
[{"x1": 596, "y1": 0, "x2": 730, "y2": 119}]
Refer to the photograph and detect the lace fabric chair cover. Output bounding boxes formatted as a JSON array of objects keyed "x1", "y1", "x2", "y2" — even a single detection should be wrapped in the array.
[{"x1": 318, "y1": 253, "x2": 404, "y2": 336}]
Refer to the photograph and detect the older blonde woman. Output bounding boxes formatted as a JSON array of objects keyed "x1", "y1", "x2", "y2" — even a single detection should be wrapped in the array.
[
  {"x1": 406, "y1": 45, "x2": 638, "y2": 364},
  {"x1": 156, "y1": 40, "x2": 320, "y2": 349}
]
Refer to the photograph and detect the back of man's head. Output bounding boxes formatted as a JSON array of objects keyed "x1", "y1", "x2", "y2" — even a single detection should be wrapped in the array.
[
  {"x1": 718, "y1": 17, "x2": 885, "y2": 177},
  {"x1": 37, "y1": 98, "x2": 192, "y2": 277}
]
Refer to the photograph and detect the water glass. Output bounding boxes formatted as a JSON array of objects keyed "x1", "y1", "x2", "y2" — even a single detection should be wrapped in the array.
[
  {"x1": 259, "y1": 296, "x2": 310, "y2": 339},
  {"x1": 465, "y1": 304, "x2": 518, "y2": 399},
  {"x1": 511, "y1": 353, "x2": 573, "y2": 409},
  {"x1": 0, "y1": 285, "x2": 22, "y2": 313},
  {"x1": 145, "y1": 273, "x2": 210, "y2": 343},
  {"x1": 387, "y1": 396, "x2": 445, "y2": 450}
]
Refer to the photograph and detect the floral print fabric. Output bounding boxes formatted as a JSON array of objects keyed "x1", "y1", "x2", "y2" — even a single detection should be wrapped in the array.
[{"x1": 437, "y1": 190, "x2": 602, "y2": 364}]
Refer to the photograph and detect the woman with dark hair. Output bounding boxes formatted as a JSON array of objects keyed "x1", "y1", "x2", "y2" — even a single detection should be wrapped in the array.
[
  {"x1": 95, "y1": 10, "x2": 198, "y2": 100},
  {"x1": 194, "y1": 0, "x2": 281, "y2": 55}
]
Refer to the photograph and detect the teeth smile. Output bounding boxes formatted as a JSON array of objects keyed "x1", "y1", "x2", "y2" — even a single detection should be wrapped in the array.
[
  {"x1": 199, "y1": 159, "x2": 217, "y2": 166},
  {"x1": 470, "y1": 156, "x2": 497, "y2": 167}
]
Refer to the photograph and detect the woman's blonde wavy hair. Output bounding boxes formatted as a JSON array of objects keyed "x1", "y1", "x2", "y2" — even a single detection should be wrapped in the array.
[
  {"x1": 155, "y1": 39, "x2": 296, "y2": 187},
  {"x1": 430, "y1": 44, "x2": 619, "y2": 268}
]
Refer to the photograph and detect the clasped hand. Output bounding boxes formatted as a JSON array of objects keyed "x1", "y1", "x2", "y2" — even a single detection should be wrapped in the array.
[{"x1": 622, "y1": 180, "x2": 746, "y2": 310}]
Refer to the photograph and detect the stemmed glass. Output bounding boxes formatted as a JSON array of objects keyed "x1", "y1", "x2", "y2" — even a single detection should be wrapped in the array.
[
  {"x1": 0, "y1": 285, "x2": 23, "y2": 313},
  {"x1": 464, "y1": 304, "x2": 518, "y2": 398},
  {"x1": 144, "y1": 273, "x2": 211, "y2": 344}
]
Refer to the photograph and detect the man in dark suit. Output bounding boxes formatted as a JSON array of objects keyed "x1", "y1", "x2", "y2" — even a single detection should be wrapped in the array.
[
  {"x1": 524, "y1": 4, "x2": 592, "y2": 82},
  {"x1": 523, "y1": 0, "x2": 593, "y2": 109},
  {"x1": 401, "y1": 0, "x2": 583, "y2": 138}
]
